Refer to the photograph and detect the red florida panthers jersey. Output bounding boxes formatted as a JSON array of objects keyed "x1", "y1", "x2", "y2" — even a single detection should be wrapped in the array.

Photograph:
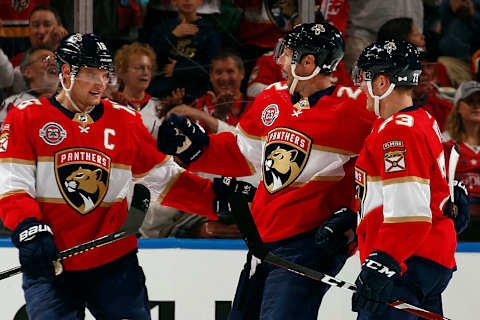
[
  {"x1": 355, "y1": 107, "x2": 456, "y2": 271},
  {"x1": 189, "y1": 82, "x2": 375, "y2": 242},
  {"x1": 0, "y1": 97, "x2": 217, "y2": 271}
]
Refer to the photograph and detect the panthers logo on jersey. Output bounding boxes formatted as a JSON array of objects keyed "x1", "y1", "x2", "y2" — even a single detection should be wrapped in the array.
[
  {"x1": 54, "y1": 148, "x2": 111, "y2": 215},
  {"x1": 263, "y1": 127, "x2": 311, "y2": 194}
]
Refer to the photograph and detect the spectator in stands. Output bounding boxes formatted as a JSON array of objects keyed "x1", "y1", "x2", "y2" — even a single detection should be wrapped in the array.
[
  {"x1": 148, "y1": 0, "x2": 221, "y2": 102},
  {"x1": 438, "y1": 0, "x2": 480, "y2": 86},
  {"x1": 376, "y1": 17, "x2": 455, "y2": 130},
  {"x1": 0, "y1": 0, "x2": 50, "y2": 59},
  {"x1": 113, "y1": 42, "x2": 162, "y2": 137},
  {"x1": 343, "y1": 0, "x2": 424, "y2": 74},
  {"x1": 112, "y1": 41, "x2": 181, "y2": 239},
  {"x1": 0, "y1": 46, "x2": 58, "y2": 126},
  {"x1": 10, "y1": 5, "x2": 68, "y2": 94},
  {"x1": 11, "y1": 5, "x2": 67, "y2": 67},
  {"x1": 444, "y1": 80, "x2": 480, "y2": 239},
  {"x1": 169, "y1": 50, "x2": 253, "y2": 134}
]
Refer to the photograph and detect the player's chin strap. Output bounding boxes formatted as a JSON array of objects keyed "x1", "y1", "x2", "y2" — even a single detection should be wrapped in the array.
[
  {"x1": 59, "y1": 73, "x2": 83, "y2": 113},
  {"x1": 289, "y1": 64, "x2": 321, "y2": 94},
  {"x1": 366, "y1": 81, "x2": 396, "y2": 117}
]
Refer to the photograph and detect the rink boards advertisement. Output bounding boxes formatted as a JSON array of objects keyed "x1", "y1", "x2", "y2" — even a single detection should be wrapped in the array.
[{"x1": 0, "y1": 239, "x2": 478, "y2": 320}]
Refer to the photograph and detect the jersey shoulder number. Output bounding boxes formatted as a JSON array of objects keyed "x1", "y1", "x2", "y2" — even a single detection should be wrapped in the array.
[{"x1": 378, "y1": 114, "x2": 414, "y2": 133}]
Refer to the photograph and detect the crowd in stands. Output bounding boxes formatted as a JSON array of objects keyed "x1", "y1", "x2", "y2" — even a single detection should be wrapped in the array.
[{"x1": 0, "y1": 0, "x2": 480, "y2": 240}]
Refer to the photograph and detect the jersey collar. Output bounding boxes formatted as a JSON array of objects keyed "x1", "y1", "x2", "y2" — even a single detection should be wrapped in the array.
[
  {"x1": 290, "y1": 85, "x2": 336, "y2": 107},
  {"x1": 49, "y1": 96, "x2": 104, "y2": 122}
]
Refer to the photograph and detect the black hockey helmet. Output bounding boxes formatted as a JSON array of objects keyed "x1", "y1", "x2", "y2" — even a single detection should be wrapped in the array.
[
  {"x1": 274, "y1": 22, "x2": 344, "y2": 73},
  {"x1": 353, "y1": 39, "x2": 422, "y2": 86},
  {"x1": 56, "y1": 33, "x2": 114, "y2": 77}
]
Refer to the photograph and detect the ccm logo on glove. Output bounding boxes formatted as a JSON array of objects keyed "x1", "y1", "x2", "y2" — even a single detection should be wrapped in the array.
[{"x1": 364, "y1": 258, "x2": 398, "y2": 278}]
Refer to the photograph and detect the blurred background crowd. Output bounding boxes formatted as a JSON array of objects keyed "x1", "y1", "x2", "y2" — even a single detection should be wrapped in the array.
[{"x1": 0, "y1": 0, "x2": 479, "y2": 241}]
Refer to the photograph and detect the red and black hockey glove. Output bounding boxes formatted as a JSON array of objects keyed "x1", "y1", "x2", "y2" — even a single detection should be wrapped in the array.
[
  {"x1": 212, "y1": 176, "x2": 256, "y2": 225},
  {"x1": 443, "y1": 180, "x2": 470, "y2": 234},
  {"x1": 11, "y1": 218, "x2": 59, "y2": 280},
  {"x1": 352, "y1": 251, "x2": 401, "y2": 315},
  {"x1": 315, "y1": 207, "x2": 357, "y2": 256},
  {"x1": 157, "y1": 113, "x2": 209, "y2": 165}
]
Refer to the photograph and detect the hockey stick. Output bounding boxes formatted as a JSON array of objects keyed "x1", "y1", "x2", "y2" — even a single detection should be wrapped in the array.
[
  {"x1": 0, "y1": 183, "x2": 150, "y2": 281},
  {"x1": 448, "y1": 144, "x2": 460, "y2": 202},
  {"x1": 228, "y1": 193, "x2": 453, "y2": 320}
]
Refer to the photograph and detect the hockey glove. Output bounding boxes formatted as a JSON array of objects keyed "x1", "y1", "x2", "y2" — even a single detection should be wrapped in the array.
[
  {"x1": 213, "y1": 176, "x2": 257, "y2": 225},
  {"x1": 352, "y1": 251, "x2": 401, "y2": 315},
  {"x1": 157, "y1": 113, "x2": 209, "y2": 165},
  {"x1": 11, "y1": 218, "x2": 59, "y2": 279},
  {"x1": 315, "y1": 207, "x2": 357, "y2": 256},
  {"x1": 443, "y1": 180, "x2": 470, "y2": 234}
]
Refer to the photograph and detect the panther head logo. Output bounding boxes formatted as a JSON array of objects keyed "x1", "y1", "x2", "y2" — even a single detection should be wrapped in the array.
[
  {"x1": 264, "y1": 146, "x2": 301, "y2": 192},
  {"x1": 55, "y1": 148, "x2": 111, "y2": 215},
  {"x1": 263, "y1": 128, "x2": 311, "y2": 194},
  {"x1": 64, "y1": 167, "x2": 107, "y2": 213}
]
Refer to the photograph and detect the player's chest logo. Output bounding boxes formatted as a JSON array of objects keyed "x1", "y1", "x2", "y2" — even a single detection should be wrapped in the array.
[
  {"x1": 383, "y1": 140, "x2": 407, "y2": 173},
  {"x1": 55, "y1": 148, "x2": 111, "y2": 215},
  {"x1": 263, "y1": 127, "x2": 311, "y2": 194},
  {"x1": 39, "y1": 122, "x2": 67, "y2": 145},
  {"x1": 261, "y1": 104, "x2": 279, "y2": 126}
]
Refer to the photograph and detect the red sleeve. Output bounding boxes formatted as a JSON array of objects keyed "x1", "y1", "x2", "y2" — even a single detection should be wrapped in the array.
[
  {"x1": 0, "y1": 107, "x2": 42, "y2": 230},
  {"x1": 188, "y1": 131, "x2": 254, "y2": 177}
]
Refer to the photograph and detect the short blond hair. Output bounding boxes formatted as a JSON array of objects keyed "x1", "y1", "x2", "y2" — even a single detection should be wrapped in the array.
[{"x1": 114, "y1": 42, "x2": 157, "y2": 84}]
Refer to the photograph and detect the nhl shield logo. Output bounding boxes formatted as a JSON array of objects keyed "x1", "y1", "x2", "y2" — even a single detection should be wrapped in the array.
[
  {"x1": 263, "y1": 127, "x2": 311, "y2": 194},
  {"x1": 55, "y1": 148, "x2": 111, "y2": 215}
]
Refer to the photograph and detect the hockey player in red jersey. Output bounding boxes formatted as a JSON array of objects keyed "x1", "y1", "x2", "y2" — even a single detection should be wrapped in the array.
[
  {"x1": 351, "y1": 39, "x2": 469, "y2": 319},
  {"x1": 0, "y1": 33, "x2": 220, "y2": 320},
  {"x1": 157, "y1": 23, "x2": 375, "y2": 320}
]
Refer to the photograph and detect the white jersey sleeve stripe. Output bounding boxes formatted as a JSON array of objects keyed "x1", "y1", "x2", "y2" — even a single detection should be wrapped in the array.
[
  {"x1": 0, "y1": 162, "x2": 36, "y2": 198},
  {"x1": 236, "y1": 130, "x2": 263, "y2": 175},
  {"x1": 383, "y1": 181, "x2": 432, "y2": 220},
  {"x1": 134, "y1": 156, "x2": 185, "y2": 204}
]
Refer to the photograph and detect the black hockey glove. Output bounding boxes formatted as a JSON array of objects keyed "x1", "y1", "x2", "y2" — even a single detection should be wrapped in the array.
[
  {"x1": 157, "y1": 113, "x2": 209, "y2": 165},
  {"x1": 11, "y1": 218, "x2": 58, "y2": 279},
  {"x1": 352, "y1": 251, "x2": 401, "y2": 315},
  {"x1": 315, "y1": 207, "x2": 357, "y2": 256},
  {"x1": 212, "y1": 176, "x2": 257, "y2": 225},
  {"x1": 443, "y1": 180, "x2": 470, "y2": 234}
]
